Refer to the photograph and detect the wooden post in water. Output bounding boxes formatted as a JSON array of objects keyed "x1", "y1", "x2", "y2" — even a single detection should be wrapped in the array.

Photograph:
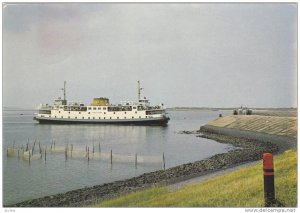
[
  {"x1": 110, "y1": 150, "x2": 112, "y2": 165},
  {"x1": 45, "y1": 147, "x2": 47, "y2": 163},
  {"x1": 29, "y1": 150, "x2": 31, "y2": 165},
  {"x1": 18, "y1": 149, "x2": 20, "y2": 160},
  {"x1": 71, "y1": 144, "x2": 73, "y2": 158},
  {"x1": 99, "y1": 142, "x2": 101, "y2": 152},
  {"x1": 87, "y1": 147, "x2": 90, "y2": 162},
  {"x1": 27, "y1": 138, "x2": 29, "y2": 148},
  {"x1": 135, "y1": 153, "x2": 137, "y2": 169},
  {"x1": 65, "y1": 146, "x2": 67, "y2": 161},
  {"x1": 93, "y1": 143, "x2": 94, "y2": 155},
  {"x1": 163, "y1": 152, "x2": 165, "y2": 170},
  {"x1": 32, "y1": 140, "x2": 36, "y2": 155}
]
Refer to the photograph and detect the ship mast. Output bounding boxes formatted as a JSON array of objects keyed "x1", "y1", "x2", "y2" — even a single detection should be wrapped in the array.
[
  {"x1": 137, "y1": 80, "x2": 143, "y2": 100},
  {"x1": 63, "y1": 81, "x2": 66, "y2": 101},
  {"x1": 61, "y1": 81, "x2": 67, "y2": 105}
]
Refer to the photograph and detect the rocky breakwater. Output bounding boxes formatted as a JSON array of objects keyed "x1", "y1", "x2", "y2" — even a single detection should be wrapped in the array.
[{"x1": 10, "y1": 115, "x2": 292, "y2": 207}]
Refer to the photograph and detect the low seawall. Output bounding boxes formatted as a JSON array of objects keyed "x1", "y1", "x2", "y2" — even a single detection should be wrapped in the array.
[{"x1": 201, "y1": 115, "x2": 297, "y2": 151}]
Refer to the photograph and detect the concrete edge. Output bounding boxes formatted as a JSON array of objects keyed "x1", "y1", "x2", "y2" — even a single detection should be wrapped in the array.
[{"x1": 201, "y1": 125, "x2": 297, "y2": 152}]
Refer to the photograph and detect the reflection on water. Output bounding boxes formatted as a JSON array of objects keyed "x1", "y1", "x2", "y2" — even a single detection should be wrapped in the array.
[{"x1": 3, "y1": 110, "x2": 233, "y2": 205}]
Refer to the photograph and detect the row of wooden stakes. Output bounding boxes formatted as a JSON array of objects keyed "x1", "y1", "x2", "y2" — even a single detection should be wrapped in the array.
[{"x1": 6, "y1": 140, "x2": 166, "y2": 169}]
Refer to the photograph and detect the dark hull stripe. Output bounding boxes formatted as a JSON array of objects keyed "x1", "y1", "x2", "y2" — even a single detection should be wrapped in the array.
[{"x1": 34, "y1": 117, "x2": 169, "y2": 126}]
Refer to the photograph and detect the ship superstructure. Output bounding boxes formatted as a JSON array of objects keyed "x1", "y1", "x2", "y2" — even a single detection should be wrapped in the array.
[{"x1": 34, "y1": 81, "x2": 169, "y2": 125}]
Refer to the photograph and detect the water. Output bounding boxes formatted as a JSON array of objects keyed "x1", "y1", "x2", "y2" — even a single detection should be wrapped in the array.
[{"x1": 3, "y1": 109, "x2": 233, "y2": 205}]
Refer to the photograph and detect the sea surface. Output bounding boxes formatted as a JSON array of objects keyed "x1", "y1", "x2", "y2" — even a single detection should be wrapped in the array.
[{"x1": 3, "y1": 109, "x2": 233, "y2": 205}]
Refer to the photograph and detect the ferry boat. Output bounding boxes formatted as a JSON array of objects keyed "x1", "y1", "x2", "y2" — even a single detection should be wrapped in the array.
[{"x1": 34, "y1": 81, "x2": 170, "y2": 125}]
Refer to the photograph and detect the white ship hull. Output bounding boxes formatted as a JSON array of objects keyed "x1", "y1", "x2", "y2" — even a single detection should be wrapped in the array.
[{"x1": 34, "y1": 116, "x2": 169, "y2": 125}]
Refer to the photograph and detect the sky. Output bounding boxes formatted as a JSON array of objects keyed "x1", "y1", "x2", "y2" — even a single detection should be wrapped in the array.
[{"x1": 2, "y1": 3, "x2": 297, "y2": 108}]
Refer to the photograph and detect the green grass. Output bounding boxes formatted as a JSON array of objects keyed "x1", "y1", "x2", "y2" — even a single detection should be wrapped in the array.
[{"x1": 95, "y1": 149, "x2": 297, "y2": 207}]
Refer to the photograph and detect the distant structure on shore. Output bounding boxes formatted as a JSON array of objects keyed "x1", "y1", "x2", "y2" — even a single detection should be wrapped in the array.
[{"x1": 233, "y1": 105, "x2": 252, "y2": 115}]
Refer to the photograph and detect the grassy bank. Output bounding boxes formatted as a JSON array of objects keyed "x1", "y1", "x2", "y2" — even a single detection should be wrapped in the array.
[{"x1": 95, "y1": 149, "x2": 297, "y2": 207}]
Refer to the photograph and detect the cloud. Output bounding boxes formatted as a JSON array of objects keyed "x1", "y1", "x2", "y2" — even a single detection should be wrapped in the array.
[
  {"x1": 3, "y1": 3, "x2": 108, "y2": 33},
  {"x1": 2, "y1": 3, "x2": 297, "y2": 108}
]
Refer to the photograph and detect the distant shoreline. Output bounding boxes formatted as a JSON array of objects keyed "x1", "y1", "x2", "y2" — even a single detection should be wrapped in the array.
[
  {"x1": 3, "y1": 107, "x2": 296, "y2": 111},
  {"x1": 3, "y1": 108, "x2": 36, "y2": 111},
  {"x1": 167, "y1": 107, "x2": 297, "y2": 111}
]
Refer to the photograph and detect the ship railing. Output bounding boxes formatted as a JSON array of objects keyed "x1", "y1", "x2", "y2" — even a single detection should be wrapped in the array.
[
  {"x1": 67, "y1": 101, "x2": 85, "y2": 106},
  {"x1": 120, "y1": 101, "x2": 136, "y2": 106},
  {"x1": 146, "y1": 110, "x2": 163, "y2": 115},
  {"x1": 63, "y1": 106, "x2": 87, "y2": 112},
  {"x1": 38, "y1": 110, "x2": 51, "y2": 115},
  {"x1": 107, "y1": 106, "x2": 133, "y2": 112}
]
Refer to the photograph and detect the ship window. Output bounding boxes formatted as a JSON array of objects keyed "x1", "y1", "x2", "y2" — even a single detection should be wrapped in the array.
[
  {"x1": 61, "y1": 116, "x2": 63, "y2": 118},
  {"x1": 82, "y1": 117, "x2": 84, "y2": 119},
  {"x1": 93, "y1": 107, "x2": 96, "y2": 110},
  {"x1": 88, "y1": 107, "x2": 91, "y2": 110},
  {"x1": 59, "y1": 111, "x2": 61, "y2": 113},
  {"x1": 104, "y1": 112, "x2": 106, "y2": 114},
  {"x1": 99, "y1": 117, "x2": 101, "y2": 119},
  {"x1": 125, "y1": 112, "x2": 127, "y2": 114},
  {"x1": 88, "y1": 117, "x2": 90, "y2": 119},
  {"x1": 55, "y1": 116, "x2": 57, "y2": 118},
  {"x1": 104, "y1": 117, "x2": 106, "y2": 119},
  {"x1": 41, "y1": 115, "x2": 44, "y2": 117},
  {"x1": 146, "y1": 116, "x2": 147, "y2": 118},
  {"x1": 93, "y1": 117, "x2": 95, "y2": 119},
  {"x1": 132, "y1": 116, "x2": 134, "y2": 119},
  {"x1": 110, "y1": 117, "x2": 112, "y2": 119},
  {"x1": 68, "y1": 112, "x2": 70, "y2": 114},
  {"x1": 68, "y1": 116, "x2": 70, "y2": 119},
  {"x1": 79, "y1": 112, "x2": 81, "y2": 114},
  {"x1": 98, "y1": 107, "x2": 101, "y2": 110},
  {"x1": 113, "y1": 112, "x2": 115, "y2": 114},
  {"x1": 103, "y1": 107, "x2": 106, "y2": 110},
  {"x1": 133, "y1": 107, "x2": 136, "y2": 109},
  {"x1": 139, "y1": 116, "x2": 141, "y2": 118},
  {"x1": 135, "y1": 111, "x2": 137, "y2": 114},
  {"x1": 75, "y1": 117, "x2": 77, "y2": 119},
  {"x1": 88, "y1": 112, "x2": 90, "y2": 114},
  {"x1": 117, "y1": 117, "x2": 119, "y2": 119},
  {"x1": 124, "y1": 117, "x2": 126, "y2": 119}
]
